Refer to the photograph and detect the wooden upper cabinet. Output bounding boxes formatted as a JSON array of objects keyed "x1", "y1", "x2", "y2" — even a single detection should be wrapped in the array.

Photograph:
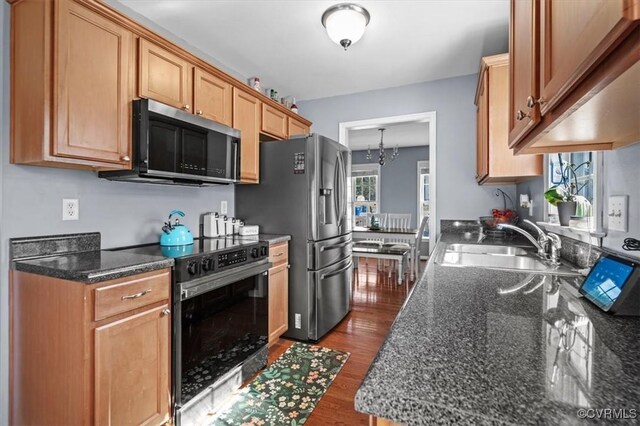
[
  {"x1": 288, "y1": 117, "x2": 310, "y2": 138},
  {"x1": 139, "y1": 38, "x2": 192, "y2": 111},
  {"x1": 476, "y1": 71, "x2": 489, "y2": 182},
  {"x1": 95, "y1": 305, "x2": 170, "y2": 426},
  {"x1": 193, "y1": 68, "x2": 233, "y2": 126},
  {"x1": 54, "y1": 0, "x2": 133, "y2": 166},
  {"x1": 539, "y1": 0, "x2": 639, "y2": 115},
  {"x1": 508, "y1": 0, "x2": 541, "y2": 148},
  {"x1": 477, "y1": 54, "x2": 542, "y2": 184},
  {"x1": 261, "y1": 104, "x2": 288, "y2": 139},
  {"x1": 233, "y1": 88, "x2": 261, "y2": 183},
  {"x1": 11, "y1": 0, "x2": 133, "y2": 170}
]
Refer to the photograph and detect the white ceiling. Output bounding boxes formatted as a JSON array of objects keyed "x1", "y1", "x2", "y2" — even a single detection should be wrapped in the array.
[
  {"x1": 115, "y1": 0, "x2": 509, "y2": 101},
  {"x1": 348, "y1": 121, "x2": 429, "y2": 151}
]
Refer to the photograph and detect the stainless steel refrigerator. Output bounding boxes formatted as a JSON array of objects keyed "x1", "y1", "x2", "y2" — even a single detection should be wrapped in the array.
[{"x1": 236, "y1": 134, "x2": 352, "y2": 341}]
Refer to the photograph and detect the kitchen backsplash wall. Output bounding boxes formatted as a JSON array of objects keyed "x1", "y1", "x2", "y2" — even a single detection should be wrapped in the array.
[
  {"x1": 352, "y1": 146, "x2": 428, "y2": 229},
  {"x1": 298, "y1": 74, "x2": 518, "y2": 237},
  {"x1": 516, "y1": 143, "x2": 640, "y2": 258}
]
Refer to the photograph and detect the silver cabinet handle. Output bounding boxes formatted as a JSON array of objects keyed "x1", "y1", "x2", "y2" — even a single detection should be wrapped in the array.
[
  {"x1": 183, "y1": 104, "x2": 190, "y2": 111},
  {"x1": 161, "y1": 308, "x2": 171, "y2": 316},
  {"x1": 273, "y1": 252, "x2": 284, "y2": 257},
  {"x1": 196, "y1": 110, "x2": 203, "y2": 115},
  {"x1": 121, "y1": 155, "x2": 130, "y2": 161},
  {"x1": 526, "y1": 96, "x2": 545, "y2": 108},
  {"x1": 515, "y1": 110, "x2": 529, "y2": 121},
  {"x1": 121, "y1": 288, "x2": 152, "y2": 300}
]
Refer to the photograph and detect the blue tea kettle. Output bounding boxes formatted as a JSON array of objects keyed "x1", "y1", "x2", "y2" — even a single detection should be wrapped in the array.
[{"x1": 160, "y1": 210, "x2": 194, "y2": 246}]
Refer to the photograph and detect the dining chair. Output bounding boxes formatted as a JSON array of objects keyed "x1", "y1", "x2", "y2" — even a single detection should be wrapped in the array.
[
  {"x1": 387, "y1": 213, "x2": 411, "y2": 230},
  {"x1": 412, "y1": 215, "x2": 430, "y2": 279}
]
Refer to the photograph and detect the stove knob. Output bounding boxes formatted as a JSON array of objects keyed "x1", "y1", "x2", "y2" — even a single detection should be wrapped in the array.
[
  {"x1": 260, "y1": 246, "x2": 268, "y2": 256},
  {"x1": 201, "y1": 257, "x2": 214, "y2": 272},
  {"x1": 251, "y1": 247, "x2": 259, "y2": 258},
  {"x1": 187, "y1": 261, "x2": 200, "y2": 275}
]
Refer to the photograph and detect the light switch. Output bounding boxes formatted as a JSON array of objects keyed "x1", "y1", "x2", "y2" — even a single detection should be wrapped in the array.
[{"x1": 608, "y1": 195, "x2": 628, "y2": 232}]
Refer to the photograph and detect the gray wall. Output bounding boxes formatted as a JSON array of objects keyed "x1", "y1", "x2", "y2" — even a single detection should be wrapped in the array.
[
  {"x1": 0, "y1": 4, "x2": 235, "y2": 424},
  {"x1": 352, "y1": 146, "x2": 428, "y2": 228},
  {"x1": 298, "y1": 74, "x2": 518, "y2": 236},
  {"x1": 515, "y1": 143, "x2": 640, "y2": 259}
]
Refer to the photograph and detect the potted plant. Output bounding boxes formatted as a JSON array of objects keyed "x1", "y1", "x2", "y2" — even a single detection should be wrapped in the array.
[{"x1": 544, "y1": 154, "x2": 591, "y2": 226}]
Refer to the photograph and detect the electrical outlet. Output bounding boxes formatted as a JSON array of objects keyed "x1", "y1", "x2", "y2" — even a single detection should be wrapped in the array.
[
  {"x1": 295, "y1": 313, "x2": 302, "y2": 329},
  {"x1": 608, "y1": 195, "x2": 628, "y2": 232},
  {"x1": 221, "y1": 200, "x2": 228, "y2": 215},
  {"x1": 62, "y1": 198, "x2": 79, "y2": 221}
]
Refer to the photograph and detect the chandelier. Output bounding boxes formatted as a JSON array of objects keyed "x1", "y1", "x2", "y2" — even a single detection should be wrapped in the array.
[{"x1": 366, "y1": 128, "x2": 398, "y2": 166}]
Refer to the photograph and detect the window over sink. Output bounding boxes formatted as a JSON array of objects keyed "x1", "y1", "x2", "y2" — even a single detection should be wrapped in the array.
[{"x1": 543, "y1": 151, "x2": 604, "y2": 243}]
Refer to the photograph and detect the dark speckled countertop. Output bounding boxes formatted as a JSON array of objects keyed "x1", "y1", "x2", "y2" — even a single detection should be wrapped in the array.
[
  {"x1": 10, "y1": 233, "x2": 174, "y2": 284},
  {"x1": 355, "y1": 229, "x2": 640, "y2": 425},
  {"x1": 13, "y1": 250, "x2": 174, "y2": 284}
]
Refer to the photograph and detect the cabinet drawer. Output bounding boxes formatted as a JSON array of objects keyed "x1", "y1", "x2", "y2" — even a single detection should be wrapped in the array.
[
  {"x1": 94, "y1": 270, "x2": 170, "y2": 321},
  {"x1": 269, "y1": 242, "x2": 289, "y2": 266}
]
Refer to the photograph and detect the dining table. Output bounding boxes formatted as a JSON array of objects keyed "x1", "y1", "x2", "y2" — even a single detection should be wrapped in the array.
[{"x1": 352, "y1": 226, "x2": 419, "y2": 279}]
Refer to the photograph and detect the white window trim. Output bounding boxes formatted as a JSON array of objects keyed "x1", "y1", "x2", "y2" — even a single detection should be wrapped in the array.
[
  {"x1": 539, "y1": 152, "x2": 606, "y2": 245},
  {"x1": 351, "y1": 164, "x2": 381, "y2": 210}
]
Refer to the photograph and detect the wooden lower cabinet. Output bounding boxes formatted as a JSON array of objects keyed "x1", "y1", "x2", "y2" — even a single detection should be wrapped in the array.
[
  {"x1": 10, "y1": 268, "x2": 172, "y2": 426},
  {"x1": 268, "y1": 242, "x2": 289, "y2": 346}
]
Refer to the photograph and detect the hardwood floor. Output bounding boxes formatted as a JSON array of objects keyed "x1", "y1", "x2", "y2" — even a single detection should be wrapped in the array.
[{"x1": 268, "y1": 259, "x2": 417, "y2": 425}]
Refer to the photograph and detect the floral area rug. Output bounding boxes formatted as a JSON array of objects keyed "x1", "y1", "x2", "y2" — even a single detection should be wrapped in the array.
[{"x1": 210, "y1": 342, "x2": 350, "y2": 426}]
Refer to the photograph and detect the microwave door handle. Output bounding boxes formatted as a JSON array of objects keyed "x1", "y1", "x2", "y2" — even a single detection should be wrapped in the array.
[{"x1": 234, "y1": 138, "x2": 240, "y2": 180}]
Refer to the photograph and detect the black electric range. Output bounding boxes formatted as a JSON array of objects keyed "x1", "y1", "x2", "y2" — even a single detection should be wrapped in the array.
[{"x1": 117, "y1": 236, "x2": 269, "y2": 283}]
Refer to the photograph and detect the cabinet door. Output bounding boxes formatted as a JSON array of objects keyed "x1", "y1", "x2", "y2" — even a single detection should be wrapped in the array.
[
  {"x1": 268, "y1": 263, "x2": 289, "y2": 346},
  {"x1": 193, "y1": 68, "x2": 232, "y2": 126},
  {"x1": 539, "y1": 0, "x2": 638, "y2": 115},
  {"x1": 53, "y1": 0, "x2": 132, "y2": 167},
  {"x1": 288, "y1": 117, "x2": 309, "y2": 138},
  {"x1": 233, "y1": 88, "x2": 261, "y2": 183},
  {"x1": 508, "y1": 0, "x2": 541, "y2": 147},
  {"x1": 95, "y1": 305, "x2": 170, "y2": 426},
  {"x1": 261, "y1": 104, "x2": 288, "y2": 139},
  {"x1": 476, "y1": 71, "x2": 489, "y2": 182},
  {"x1": 139, "y1": 38, "x2": 192, "y2": 111}
]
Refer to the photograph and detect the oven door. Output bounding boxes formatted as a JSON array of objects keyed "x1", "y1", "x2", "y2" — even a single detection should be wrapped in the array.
[{"x1": 175, "y1": 260, "x2": 270, "y2": 410}]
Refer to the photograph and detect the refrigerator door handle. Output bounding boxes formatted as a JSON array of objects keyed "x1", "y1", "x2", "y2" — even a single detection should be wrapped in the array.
[
  {"x1": 334, "y1": 153, "x2": 342, "y2": 227},
  {"x1": 319, "y1": 241, "x2": 351, "y2": 252},
  {"x1": 340, "y1": 152, "x2": 348, "y2": 226},
  {"x1": 320, "y1": 260, "x2": 354, "y2": 280}
]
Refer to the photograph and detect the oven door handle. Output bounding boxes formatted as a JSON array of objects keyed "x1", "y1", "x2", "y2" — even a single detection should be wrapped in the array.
[{"x1": 180, "y1": 260, "x2": 271, "y2": 300}]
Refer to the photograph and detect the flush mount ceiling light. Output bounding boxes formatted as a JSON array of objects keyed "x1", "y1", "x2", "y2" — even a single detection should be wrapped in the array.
[{"x1": 321, "y1": 3, "x2": 371, "y2": 51}]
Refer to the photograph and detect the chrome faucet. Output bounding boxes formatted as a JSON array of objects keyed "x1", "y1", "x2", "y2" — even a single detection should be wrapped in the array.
[
  {"x1": 497, "y1": 220, "x2": 562, "y2": 264},
  {"x1": 496, "y1": 223, "x2": 548, "y2": 259}
]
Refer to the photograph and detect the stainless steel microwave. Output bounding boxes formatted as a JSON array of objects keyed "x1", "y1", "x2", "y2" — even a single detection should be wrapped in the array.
[{"x1": 100, "y1": 99, "x2": 240, "y2": 186}]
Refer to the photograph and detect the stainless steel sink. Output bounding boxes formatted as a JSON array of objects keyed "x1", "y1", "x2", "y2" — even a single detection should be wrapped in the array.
[
  {"x1": 438, "y1": 251, "x2": 580, "y2": 276},
  {"x1": 445, "y1": 244, "x2": 527, "y2": 256}
]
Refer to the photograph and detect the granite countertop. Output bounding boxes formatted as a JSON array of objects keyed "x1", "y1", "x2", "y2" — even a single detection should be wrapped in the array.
[
  {"x1": 236, "y1": 234, "x2": 291, "y2": 244},
  {"x1": 13, "y1": 250, "x2": 174, "y2": 284},
  {"x1": 355, "y1": 230, "x2": 640, "y2": 425}
]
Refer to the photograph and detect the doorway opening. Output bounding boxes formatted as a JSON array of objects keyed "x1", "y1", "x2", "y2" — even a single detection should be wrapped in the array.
[{"x1": 339, "y1": 112, "x2": 436, "y2": 253}]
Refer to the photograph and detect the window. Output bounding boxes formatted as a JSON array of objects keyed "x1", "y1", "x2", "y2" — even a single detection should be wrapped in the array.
[
  {"x1": 546, "y1": 151, "x2": 601, "y2": 233},
  {"x1": 352, "y1": 164, "x2": 380, "y2": 227},
  {"x1": 417, "y1": 161, "x2": 429, "y2": 237}
]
